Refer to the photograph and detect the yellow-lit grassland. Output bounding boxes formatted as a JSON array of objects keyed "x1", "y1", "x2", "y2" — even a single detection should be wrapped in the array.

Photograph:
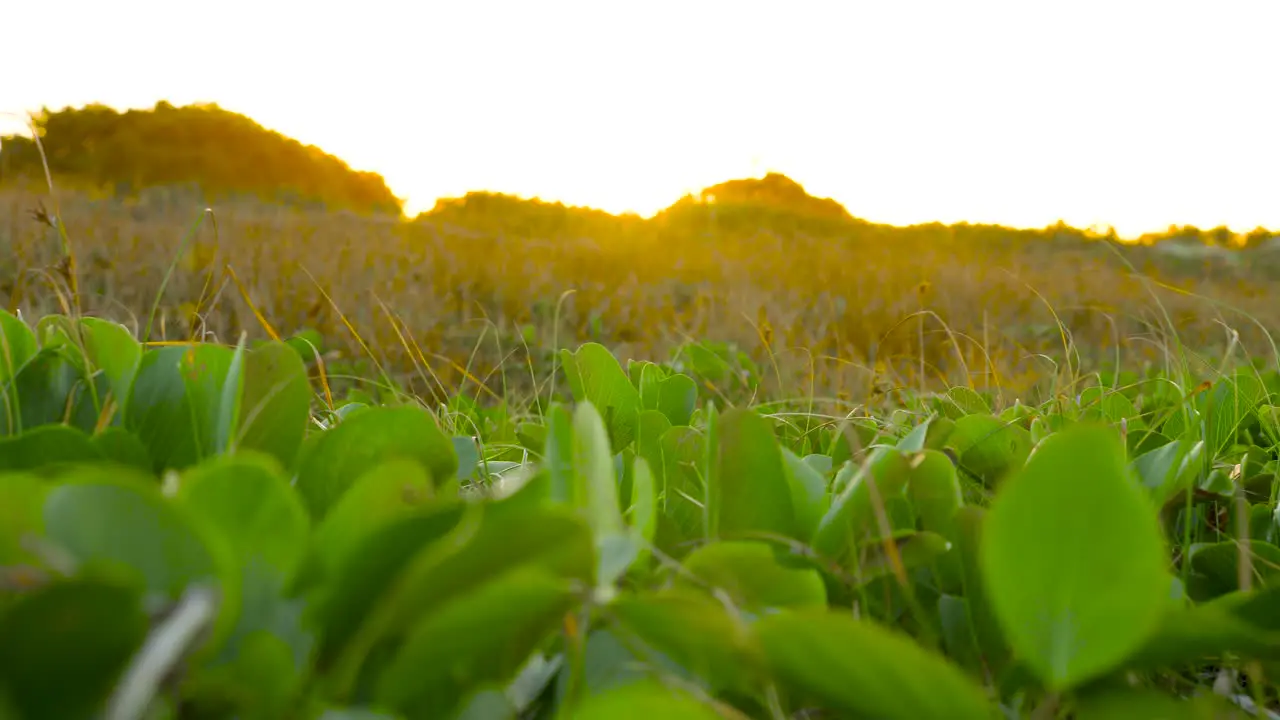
[{"x1": 2, "y1": 183, "x2": 1274, "y2": 412}]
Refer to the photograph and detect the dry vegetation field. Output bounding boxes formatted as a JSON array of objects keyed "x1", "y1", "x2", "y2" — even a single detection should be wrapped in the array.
[{"x1": 3, "y1": 182, "x2": 1277, "y2": 412}]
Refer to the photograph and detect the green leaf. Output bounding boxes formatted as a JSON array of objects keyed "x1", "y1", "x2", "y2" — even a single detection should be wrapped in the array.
[
  {"x1": 125, "y1": 345, "x2": 231, "y2": 472},
  {"x1": 452, "y1": 436, "x2": 480, "y2": 481},
  {"x1": 374, "y1": 567, "x2": 575, "y2": 719},
  {"x1": 554, "y1": 628, "x2": 652, "y2": 702},
  {"x1": 945, "y1": 413, "x2": 1033, "y2": 486},
  {"x1": 541, "y1": 404, "x2": 574, "y2": 505},
  {"x1": 180, "y1": 342, "x2": 237, "y2": 460},
  {"x1": 897, "y1": 417, "x2": 933, "y2": 452},
  {"x1": 79, "y1": 317, "x2": 142, "y2": 420},
  {"x1": 319, "y1": 502, "x2": 594, "y2": 703},
  {"x1": 0, "y1": 472, "x2": 46, "y2": 565},
  {"x1": 811, "y1": 447, "x2": 911, "y2": 566},
  {"x1": 308, "y1": 458, "x2": 437, "y2": 579},
  {"x1": 560, "y1": 342, "x2": 641, "y2": 449},
  {"x1": 365, "y1": 503, "x2": 595, "y2": 646},
  {"x1": 90, "y1": 426, "x2": 153, "y2": 473},
  {"x1": 676, "y1": 540, "x2": 826, "y2": 611},
  {"x1": 634, "y1": 410, "x2": 670, "y2": 488},
  {"x1": 908, "y1": 449, "x2": 965, "y2": 591},
  {"x1": 455, "y1": 689, "x2": 516, "y2": 720},
  {"x1": 780, "y1": 448, "x2": 829, "y2": 539},
  {"x1": 610, "y1": 591, "x2": 763, "y2": 696},
  {"x1": 1188, "y1": 541, "x2": 1280, "y2": 596},
  {"x1": 177, "y1": 453, "x2": 310, "y2": 578},
  {"x1": 1078, "y1": 387, "x2": 1137, "y2": 424},
  {"x1": 953, "y1": 506, "x2": 1011, "y2": 674},
  {"x1": 628, "y1": 456, "x2": 657, "y2": 572},
  {"x1": 658, "y1": 425, "x2": 706, "y2": 547},
  {"x1": 184, "y1": 629, "x2": 303, "y2": 720},
  {"x1": 310, "y1": 503, "x2": 467, "y2": 671},
  {"x1": 1131, "y1": 439, "x2": 1200, "y2": 507},
  {"x1": 1204, "y1": 370, "x2": 1266, "y2": 456},
  {"x1": 0, "y1": 310, "x2": 37, "y2": 386},
  {"x1": 755, "y1": 609, "x2": 991, "y2": 720},
  {"x1": 295, "y1": 406, "x2": 457, "y2": 520},
  {"x1": 215, "y1": 336, "x2": 248, "y2": 456},
  {"x1": 940, "y1": 386, "x2": 991, "y2": 418},
  {"x1": 908, "y1": 448, "x2": 964, "y2": 535},
  {"x1": 1127, "y1": 587, "x2": 1280, "y2": 669},
  {"x1": 857, "y1": 530, "x2": 954, "y2": 585},
  {"x1": 710, "y1": 408, "x2": 797, "y2": 540},
  {"x1": 572, "y1": 401, "x2": 625, "y2": 539},
  {"x1": 41, "y1": 470, "x2": 240, "y2": 654},
  {"x1": 637, "y1": 363, "x2": 697, "y2": 427},
  {"x1": 937, "y1": 594, "x2": 982, "y2": 670},
  {"x1": 0, "y1": 424, "x2": 101, "y2": 473},
  {"x1": 574, "y1": 680, "x2": 725, "y2": 719},
  {"x1": 980, "y1": 423, "x2": 1169, "y2": 690},
  {"x1": 236, "y1": 340, "x2": 312, "y2": 470},
  {"x1": 0, "y1": 346, "x2": 85, "y2": 435},
  {"x1": 1073, "y1": 688, "x2": 1250, "y2": 719},
  {"x1": 0, "y1": 579, "x2": 149, "y2": 720}
]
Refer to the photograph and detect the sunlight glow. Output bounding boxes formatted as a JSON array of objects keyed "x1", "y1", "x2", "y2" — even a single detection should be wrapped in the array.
[{"x1": 5, "y1": 0, "x2": 1280, "y2": 238}]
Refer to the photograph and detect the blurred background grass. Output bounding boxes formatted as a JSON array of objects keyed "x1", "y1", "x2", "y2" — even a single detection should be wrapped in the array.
[{"x1": 4, "y1": 103, "x2": 1279, "y2": 410}]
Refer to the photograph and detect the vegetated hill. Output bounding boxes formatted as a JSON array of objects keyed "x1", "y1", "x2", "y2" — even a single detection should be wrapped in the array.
[
  {"x1": 416, "y1": 172, "x2": 1278, "y2": 267},
  {"x1": 692, "y1": 171, "x2": 854, "y2": 221},
  {"x1": 0, "y1": 101, "x2": 402, "y2": 214},
  {"x1": 412, "y1": 173, "x2": 871, "y2": 243},
  {"x1": 420, "y1": 191, "x2": 649, "y2": 242}
]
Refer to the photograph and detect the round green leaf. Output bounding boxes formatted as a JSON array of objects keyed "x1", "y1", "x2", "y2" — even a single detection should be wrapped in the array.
[
  {"x1": 295, "y1": 406, "x2": 458, "y2": 520},
  {"x1": 559, "y1": 342, "x2": 641, "y2": 449},
  {"x1": 90, "y1": 426, "x2": 153, "y2": 473},
  {"x1": 0, "y1": 578, "x2": 149, "y2": 720},
  {"x1": 945, "y1": 414, "x2": 1032, "y2": 487},
  {"x1": 367, "y1": 503, "x2": 596, "y2": 649},
  {"x1": 572, "y1": 400, "x2": 625, "y2": 539},
  {"x1": 0, "y1": 424, "x2": 101, "y2": 473},
  {"x1": 0, "y1": 347, "x2": 85, "y2": 435},
  {"x1": 0, "y1": 309, "x2": 37, "y2": 386},
  {"x1": 41, "y1": 470, "x2": 239, "y2": 651},
  {"x1": 610, "y1": 591, "x2": 764, "y2": 697},
  {"x1": 311, "y1": 503, "x2": 467, "y2": 668},
  {"x1": 309, "y1": 457, "x2": 436, "y2": 578},
  {"x1": 755, "y1": 609, "x2": 991, "y2": 720},
  {"x1": 781, "y1": 447, "x2": 829, "y2": 540},
  {"x1": 0, "y1": 472, "x2": 46, "y2": 565},
  {"x1": 1074, "y1": 688, "x2": 1250, "y2": 719},
  {"x1": 178, "y1": 453, "x2": 310, "y2": 577},
  {"x1": 125, "y1": 345, "x2": 233, "y2": 472},
  {"x1": 811, "y1": 447, "x2": 911, "y2": 565},
  {"x1": 79, "y1": 317, "x2": 142, "y2": 419},
  {"x1": 375, "y1": 567, "x2": 575, "y2": 719},
  {"x1": 236, "y1": 341, "x2": 312, "y2": 470},
  {"x1": 980, "y1": 423, "x2": 1169, "y2": 690},
  {"x1": 676, "y1": 540, "x2": 826, "y2": 611},
  {"x1": 711, "y1": 408, "x2": 797, "y2": 540},
  {"x1": 575, "y1": 680, "x2": 725, "y2": 719}
]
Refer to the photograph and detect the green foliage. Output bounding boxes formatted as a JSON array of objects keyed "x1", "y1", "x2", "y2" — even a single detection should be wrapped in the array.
[
  {"x1": 295, "y1": 406, "x2": 458, "y2": 520},
  {"x1": 0, "y1": 579, "x2": 149, "y2": 719},
  {"x1": 981, "y1": 424, "x2": 1169, "y2": 690},
  {"x1": 755, "y1": 609, "x2": 991, "y2": 720},
  {"x1": 3, "y1": 316, "x2": 1280, "y2": 718}
]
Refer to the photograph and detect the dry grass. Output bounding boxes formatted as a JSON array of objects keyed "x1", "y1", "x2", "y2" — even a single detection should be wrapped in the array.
[{"x1": 3, "y1": 184, "x2": 1276, "y2": 409}]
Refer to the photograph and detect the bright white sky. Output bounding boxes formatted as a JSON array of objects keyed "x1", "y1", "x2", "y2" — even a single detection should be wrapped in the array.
[{"x1": 3, "y1": 0, "x2": 1279, "y2": 238}]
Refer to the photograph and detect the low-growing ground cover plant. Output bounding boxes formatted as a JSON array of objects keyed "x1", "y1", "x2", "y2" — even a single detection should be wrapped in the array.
[{"x1": 3, "y1": 307, "x2": 1280, "y2": 720}]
